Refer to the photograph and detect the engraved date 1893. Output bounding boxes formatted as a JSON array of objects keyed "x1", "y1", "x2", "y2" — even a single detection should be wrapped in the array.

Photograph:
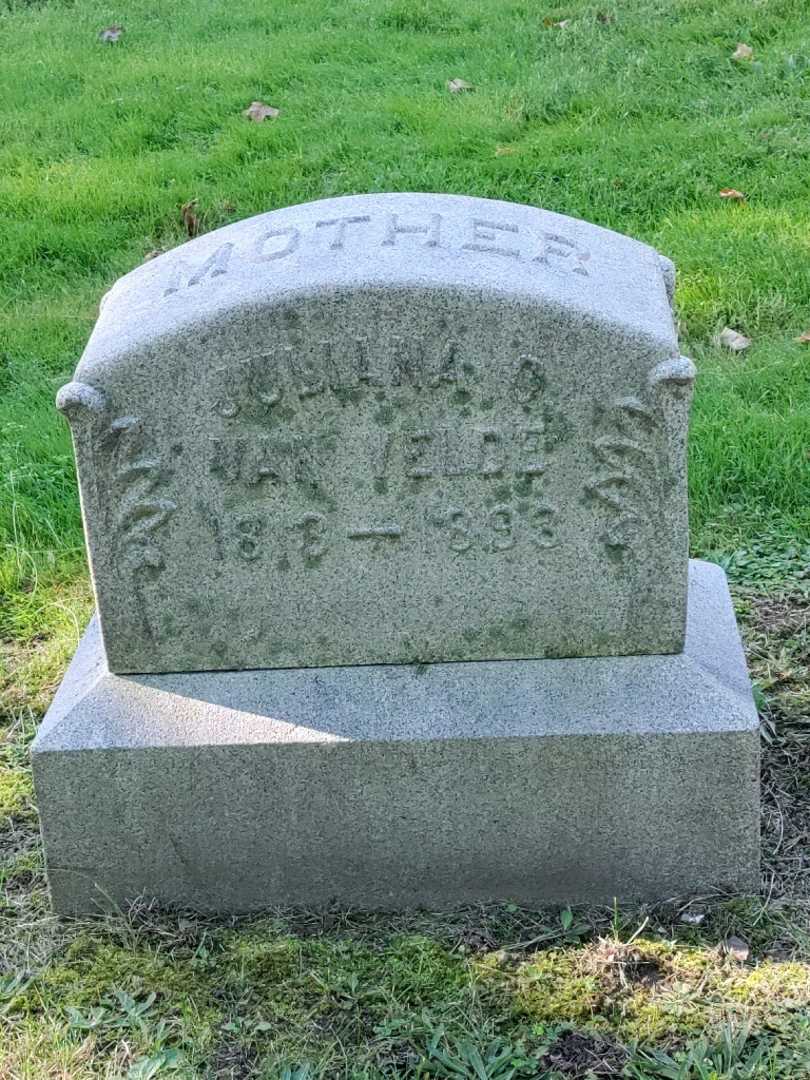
[{"x1": 197, "y1": 498, "x2": 559, "y2": 567}]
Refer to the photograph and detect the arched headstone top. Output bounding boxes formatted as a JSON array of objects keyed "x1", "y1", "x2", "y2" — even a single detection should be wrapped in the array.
[
  {"x1": 72, "y1": 193, "x2": 677, "y2": 380},
  {"x1": 59, "y1": 193, "x2": 694, "y2": 675}
]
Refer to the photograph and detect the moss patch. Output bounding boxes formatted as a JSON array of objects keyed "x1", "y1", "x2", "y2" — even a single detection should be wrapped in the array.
[{"x1": 507, "y1": 937, "x2": 810, "y2": 1045}]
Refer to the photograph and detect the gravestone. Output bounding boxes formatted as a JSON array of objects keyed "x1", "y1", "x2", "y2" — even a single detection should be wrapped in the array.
[
  {"x1": 32, "y1": 194, "x2": 759, "y2": 913},
  {"x1": 55, "y1": 194, "x2": 692, "y2": 673}
]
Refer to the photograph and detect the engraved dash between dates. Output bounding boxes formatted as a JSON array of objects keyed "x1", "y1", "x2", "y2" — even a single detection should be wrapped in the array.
[{"x1": 347, "y1": 525, "x2": 402, "y2": 540}]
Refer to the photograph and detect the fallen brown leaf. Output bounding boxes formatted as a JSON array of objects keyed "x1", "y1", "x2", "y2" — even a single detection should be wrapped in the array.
[
  {"x1": 543, "y1": 16, "x2": 571, "y2": 27},
  {"x1": 596, "y1": 11, "x2": 614, "y2": 24},
  {"x1": 723, "y1": 935, "x2": 750, "y2": 962},
  {"x1": 719, "y1": 187, "x2": 746, "y2": 201},
  {"x1": 495, "y1": 145, "x2": 518, "y2": 156},
  {"x1": 98, "y1": 25, "x2": 123, "y2": 43},
  {"x1": 142, "y1": 249, "x2": 163, "y2": 262},
  {"x1": 447, "y1": 78, "x2": 474, "y2": 94},
  {"x1": 796, "y1": 330, "x2": 810, "y2": 344},
  {"x1": 717, "y1": 326, "x2": 751, "y2": 352},
  {"x1": 732, "y1": 42, "x2": 753, "y2": 61},
  {"x1": 243, "y1": 101, "x2": 280, "y2": 122},
  {"x1": 181, "y1": 200, "x2": 199, "y2": 238}
]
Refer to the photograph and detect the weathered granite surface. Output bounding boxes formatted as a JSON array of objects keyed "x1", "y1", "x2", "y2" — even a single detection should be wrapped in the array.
[
  {"x1": 57, "y1": 193, "x2": 694, "y2": 674},
  {"x1": 32, "y1": 561, "x2": 759, "y2": 914}
]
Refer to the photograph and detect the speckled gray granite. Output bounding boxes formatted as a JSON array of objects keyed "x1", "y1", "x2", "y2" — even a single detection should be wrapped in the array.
[
  {"x1": 32, "y1": 560, "x2": 759, "y2": 914},
  {"x1": 57, "y1": 193, "x2": 695, "y2": 674}
]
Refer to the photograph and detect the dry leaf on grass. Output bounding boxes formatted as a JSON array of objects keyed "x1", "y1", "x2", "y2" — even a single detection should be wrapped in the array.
[
  {"x1": 719, "y1": 187, "x2": 746, "y2": 201},
  {"x1": 796, "y1": 330, "x2": 810, "y2": 344},
  {"x1": 98, "y1": 25, "x2": 123, "y2": 43},
  {"x1": 447, "y1": 78, "x2": 473, "y2": 93},
  {"x1": 732, "y1": 42, "x2": 754, "y2": 61},
  {"x1": 723, "y1": 935, "x2": 750, "y2": 962},
  {"x1": 243, "y1": 101, "x2": 280, "y2": 122},
  {"x1": 181, "y1": 200, "x2": 199, "y2": 238},
  {"x1": 495, "y1": 145, "x2": 518, "y2": 156},
  {"x1": 717, "y1": 326, "x2": 751, "y2": 352},
  {"x1": 543, "y1": 16, "x2": 571, "y2": 28},
  {"x1": 596, "y1": 11, "x2": 614, "y2": 24},
  {"x1": 142, "y1": 249, "x2": 163, "y2": 262}
]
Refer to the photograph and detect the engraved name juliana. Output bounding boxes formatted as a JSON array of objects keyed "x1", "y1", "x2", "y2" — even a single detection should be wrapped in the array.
[
  {"x1": 164, "y1": 211, "x2": 591, "y2": 296},
  {"x1": 213, "y1": 342, "x2": 547, "y2": 416}
]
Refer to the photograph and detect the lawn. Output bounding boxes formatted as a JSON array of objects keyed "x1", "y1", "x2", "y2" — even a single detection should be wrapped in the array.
[{"x1": 1, "y1": 0, "x2": 810, "y2": 1075}]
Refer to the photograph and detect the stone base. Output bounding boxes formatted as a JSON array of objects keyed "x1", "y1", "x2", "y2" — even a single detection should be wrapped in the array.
[{"x1": 32, "y1": 560, "x2": 759, "y2": 914}]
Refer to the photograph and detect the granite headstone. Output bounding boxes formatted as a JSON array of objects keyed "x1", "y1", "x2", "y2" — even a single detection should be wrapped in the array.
[
  {"x1": 33, "y1": 194, "x2": 759, "y2": 913},
  {"x1": 57, "y1": 193, "x2": 693, "y2": 673}
]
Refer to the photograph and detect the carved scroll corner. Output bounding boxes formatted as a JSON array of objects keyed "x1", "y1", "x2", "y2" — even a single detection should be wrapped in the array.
[
  {"x1": 647, "y1": 356, "x2": 696, "y2": 392},
  {"x1": 56, "y1": 381, "x2": 108, "y2": 423}
]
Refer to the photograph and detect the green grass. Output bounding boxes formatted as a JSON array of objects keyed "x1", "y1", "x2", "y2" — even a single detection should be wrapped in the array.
[{"x1": 1, "y1": 0, "x2": 810, "y2": 1075}]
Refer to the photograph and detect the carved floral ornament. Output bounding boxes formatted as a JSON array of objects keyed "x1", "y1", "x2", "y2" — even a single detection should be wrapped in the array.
[
  {"x1": 586, "y1": 356, "x2": 696, "y2": 551},
  {"x1": 56, "y1": 382, "x2": 177, "y2": 580}
]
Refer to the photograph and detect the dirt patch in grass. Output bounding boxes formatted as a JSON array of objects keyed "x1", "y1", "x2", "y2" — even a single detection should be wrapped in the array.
[
  {"x1": 751, "y1": 593, "x2": 810, "y2": 640},
  {"x1": 211, "y1": 1037, "x2": 259, "y2": 1079},
  {"x1": 739, "y1": 588, "x2": 810, "y2": 904},
  {"x1": 541, "y1": 1028, "x2": 628, "y2": 1077}
]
